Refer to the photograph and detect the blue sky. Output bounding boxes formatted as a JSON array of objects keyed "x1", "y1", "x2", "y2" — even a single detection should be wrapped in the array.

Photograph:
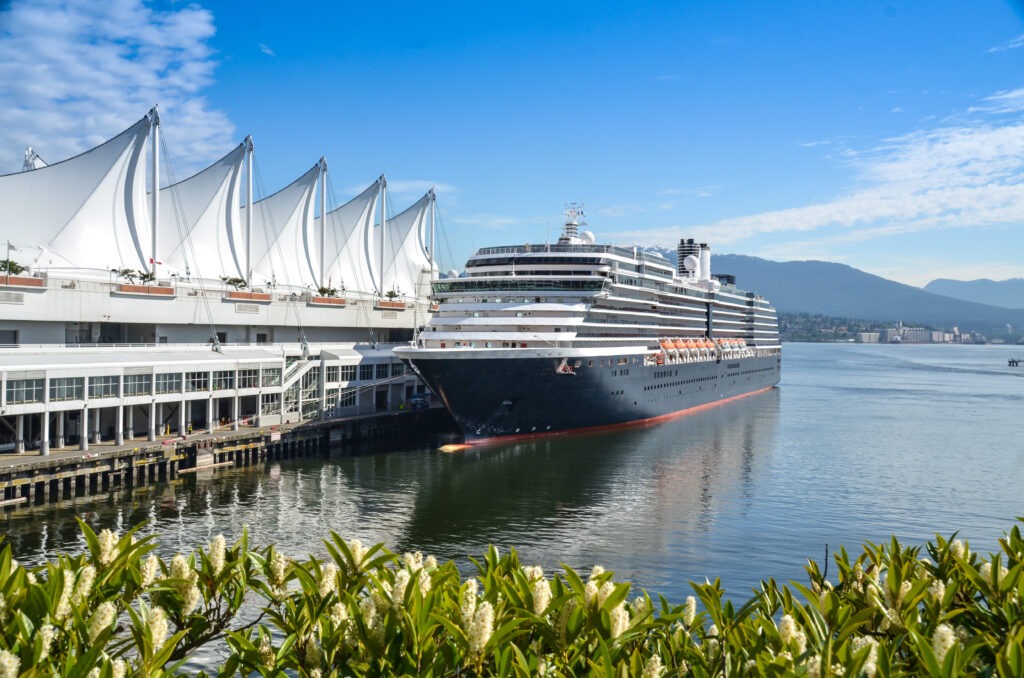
[{"x1": 2, "y1": 0, "x2": 1024, "y2": 287}]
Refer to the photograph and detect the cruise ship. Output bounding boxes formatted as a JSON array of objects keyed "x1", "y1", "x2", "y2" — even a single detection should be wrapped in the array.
[{"x1": 395, "y1": 205, "x2": 781, "y2": 442}]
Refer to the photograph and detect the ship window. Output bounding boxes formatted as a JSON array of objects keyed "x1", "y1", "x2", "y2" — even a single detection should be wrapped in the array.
[{"x1": 555, "y1": 328, "x2": 562, "y2": 333}]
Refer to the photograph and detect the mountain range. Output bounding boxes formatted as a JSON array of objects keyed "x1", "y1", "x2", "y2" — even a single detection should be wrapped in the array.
[
  {"x1": 922, "y1": 278, "x2": 1024, "y2": 310},
  {"x1": 644, "y1": 248, "x2": 1024, "y2": 333}
]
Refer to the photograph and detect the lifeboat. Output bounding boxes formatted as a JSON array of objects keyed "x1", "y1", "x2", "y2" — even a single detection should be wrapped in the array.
[
  {"x1": 703, "y1": 338, "x2": 714, "y2": 350},
  {"x1": 685, "y1": 339, "x2": 697, "y2": 350},
  {"x1": 673, "y1": 337, "x2": 686, "y2": 350},
  {"x1": 659, "y1": 338, "x2": 673, "y2": 350}
]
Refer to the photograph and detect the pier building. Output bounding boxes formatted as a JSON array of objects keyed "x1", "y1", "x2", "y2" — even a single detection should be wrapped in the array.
[{"x1": 0, "y1": 109, "x2": 439, "y2": 453}]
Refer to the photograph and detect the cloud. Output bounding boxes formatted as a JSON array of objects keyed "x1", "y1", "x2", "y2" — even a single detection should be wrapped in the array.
[
  {"x1": 259, "y1": 43, "x2": 275, "y2": 56},
  {"x1": 448, "y1": 213, "x2": 521, "y2": 230},
  {"x1": 606, "y1": 114, "x2": 1024, "y2": 254},
  {"x1": 969, "y1": 87, "x2": 1024, "y2": 114},
  {"x1": 891, "y1": 106, "x2": 903, "y2": 113},
  {"x1": 0, "y1": 0, "x2": 234, "y2": 176},
  {"x1": 987, "y1": 34, "x2": 1024, "y2": 52},
  {"x1": 657, "y1": 186, "x2": 720, "y2": 198}
]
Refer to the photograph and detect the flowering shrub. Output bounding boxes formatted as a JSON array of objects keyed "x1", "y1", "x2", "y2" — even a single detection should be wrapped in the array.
[{"x1": 0, "y1": 519, "x2": 1021, "y2": 676}]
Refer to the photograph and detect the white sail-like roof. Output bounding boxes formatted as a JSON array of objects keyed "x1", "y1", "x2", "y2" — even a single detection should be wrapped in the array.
[
  {"x1": 0, "y1": 115, "x2": 152, "y2": 274},
  {"x1": 158, "y1": 143, "x2": 245, "y2": 280},
  {"x1": 315, "y1": 179, "x2": 380, "y2": 294},
  {"x1": 246, "y1": 164, "x2": 320, "y2": 289},
  {"x1": 379, "y1": 192, "x2": 432, "y2": 298}
]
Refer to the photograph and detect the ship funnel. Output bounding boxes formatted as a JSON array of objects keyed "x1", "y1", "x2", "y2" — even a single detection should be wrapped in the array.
[{"x1": 700, "y1": 243, "x2": 712, "y2": 282}]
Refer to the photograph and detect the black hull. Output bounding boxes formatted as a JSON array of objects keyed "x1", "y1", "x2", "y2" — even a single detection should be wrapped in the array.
[{"x1": 405, "y1": 352, "x2": 781, "y2": 441}]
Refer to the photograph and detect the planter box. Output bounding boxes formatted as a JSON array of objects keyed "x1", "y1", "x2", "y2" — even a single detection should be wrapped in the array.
[
  {"x1": 0, "y1": 275, "x2": 44, "y2": 288},
  {"x1": 225, "y1": 290, "x2": 271, "y2": 303},
  {"x1": 374, "y1": 299, "x2": 406, "y2": 310},
  {"x1": 114, "y1": 283, "x2": 175, "y2": 297},
  {"x1": 309, "y1": 296, "x2": 347, "y2": 307}
]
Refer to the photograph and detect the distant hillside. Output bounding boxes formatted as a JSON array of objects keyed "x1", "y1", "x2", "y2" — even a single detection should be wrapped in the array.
[
  {"x1": 923, "y1": 278, "x2": 1024, "y2": 310},
  {"x1": 711, "y1": 255, "x2": 1024, "y2": 331},
  {"x1": 629, "y1": 248, "x2": 1024, "y2": 332}
]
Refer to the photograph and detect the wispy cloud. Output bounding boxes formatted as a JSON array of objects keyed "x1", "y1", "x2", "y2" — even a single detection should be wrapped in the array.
[
  {"x1": 258, "y1": 43, "x2": 275, "y2": 56},
  {"x1": 449, "y1": 213, "x2": 521, "y2": 230},
  {"x1": 385, "y1": 179, "x2": 456, "y2": 199},
  {"x1": 969, "y1": 87, "x2": 1024, "y2": 114},
  {"x1": 605, "y1": 115, "x2": 1024, "y2": 252},
  {"x1": 987, "y1": 34, "x2": 1024, "y2": 52},
  {"x1": 0, "y1": 0, "x2": 234, "y2": 176},
  {"x1": 657, "y1": 186, "x2": 720, "y2": 198}
]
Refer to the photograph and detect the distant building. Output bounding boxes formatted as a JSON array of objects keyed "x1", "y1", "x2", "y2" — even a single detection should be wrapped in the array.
[
  {"x1": 931, "y1": 331, "x2": 946, "y2": 343},
  {"x1": 902, "y1": 328, "x2": 932, "y2": 343},
  {"x1": 856, "y1": 332, "x2": 880, "y2": 343},
  {"x1": 880, "y1": 328, "x2": 899, "y2": 343}
]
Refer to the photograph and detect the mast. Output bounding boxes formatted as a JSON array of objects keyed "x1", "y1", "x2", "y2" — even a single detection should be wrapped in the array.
[
  {"x1": 318, "y1": 157, "x2": 328, "y2": 289},
  {"x1": 244, "y1": 135, "x2": 254, "y2": 287},
  {"x1": 428, "y1": 187, "x2": 436, "y2": 273},
  {"x1": 149, "y1": 106, "x2": 160, "y2": 276},
  {"x1": 379, "y1": 174, "x2": 387, "y2": 295}
]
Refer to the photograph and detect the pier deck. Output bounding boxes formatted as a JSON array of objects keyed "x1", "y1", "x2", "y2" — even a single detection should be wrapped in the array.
[{"x1": 0, "y1": 408, "x2": 454, "y2": 508}]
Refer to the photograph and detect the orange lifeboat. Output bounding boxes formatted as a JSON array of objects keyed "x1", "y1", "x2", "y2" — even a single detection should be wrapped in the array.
[
  {"x1": 659, "y1": 338, "x2": 673, "y2": 350},
  {"x1": 703, "y1": 338, "x2": 714, "y2": 350},
  {"x1": 673, "y1": 337, "x2": 686, "y2": 350}
]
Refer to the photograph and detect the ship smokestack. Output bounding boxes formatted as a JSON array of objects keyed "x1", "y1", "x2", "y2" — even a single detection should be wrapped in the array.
[{"x1": 699, "y1": 243, "x2": 711, "y2": 282}]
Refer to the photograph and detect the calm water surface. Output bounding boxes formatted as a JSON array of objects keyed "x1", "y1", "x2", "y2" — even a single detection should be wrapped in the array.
[{"x1": 4, "y1": 342, "x2": 1023, "y2": 603}]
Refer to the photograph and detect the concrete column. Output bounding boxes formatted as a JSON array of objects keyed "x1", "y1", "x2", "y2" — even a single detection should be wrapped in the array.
[
  {"x1": 207, "y1": 396, "x2": 214, "y2": 434},
  {"x1": 40, "y1": 412, "x2": 50, "y2": 456},
  {"x1": 232, "y1": 395, "x2": 239, "y2": 431},
  {"x1": 115, "y1": 404, "x2": 124, "y2": 446},
  {"x1": 148, "y1": 402, "x2": 157, "y2": 441},
  {"x1": 15, "y1": 414, "x2": 24, "y2": 453},
  {"x1": 56, "y1": 411, "x2": 65, "y2": 448},
  {"x1": 179, "y1": 398, "x2": 187, "y2": 435},
  {"x1": 256, "y1": 391, "x2": 263, "y2": 427},
  {"x1": 126, "y1": 405, "x2": 134, "y2": 440},
  {"x1": 157, "y1": 402, "x2": 164, "y2": 436},
  {"x1": 80, "y1": 408, "x2": 89, "y2": 451},
  {"x1": 91, "y1": 408, "x2": 101, "y2": 444}
]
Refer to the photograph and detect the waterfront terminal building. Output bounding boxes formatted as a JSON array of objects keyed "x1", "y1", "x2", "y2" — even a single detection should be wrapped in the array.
[{"x1": 0, "y1": 109, "x2": 436, "y2": 454}]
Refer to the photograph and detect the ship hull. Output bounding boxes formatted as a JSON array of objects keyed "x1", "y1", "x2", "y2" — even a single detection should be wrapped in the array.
[{"x1": 398, "y1": 348, "x2": 781, "y2": 442}]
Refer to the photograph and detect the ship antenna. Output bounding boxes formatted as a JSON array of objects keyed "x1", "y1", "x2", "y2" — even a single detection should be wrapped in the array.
[{"x1": 560, "y1": 203, "x2": 585, "y2": 243}]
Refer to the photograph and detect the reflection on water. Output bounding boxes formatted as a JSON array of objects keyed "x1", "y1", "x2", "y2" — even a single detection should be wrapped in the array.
[{"x1": 2, "y1": 389, "x2": 780, "y2": 603}]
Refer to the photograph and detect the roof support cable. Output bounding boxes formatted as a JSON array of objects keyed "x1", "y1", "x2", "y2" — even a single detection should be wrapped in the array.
[{"x1": 158, "y1": 134, "x2": 221, "y2": 350}]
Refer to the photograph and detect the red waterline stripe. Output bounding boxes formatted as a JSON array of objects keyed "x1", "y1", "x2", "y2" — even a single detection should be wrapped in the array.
[{"x1": 467, "y1": 385, "x2": 778, "y2": 447}]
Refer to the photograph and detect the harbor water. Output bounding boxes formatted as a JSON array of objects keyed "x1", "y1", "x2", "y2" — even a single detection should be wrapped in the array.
[{"x1": 3, "y1": 342, "x2": 1023, "y2": 606}]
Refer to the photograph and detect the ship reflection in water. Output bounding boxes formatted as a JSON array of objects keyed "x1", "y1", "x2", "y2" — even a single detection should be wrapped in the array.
[{"x1": 2, "y1": 388, "x2": 781, "y2": 603}]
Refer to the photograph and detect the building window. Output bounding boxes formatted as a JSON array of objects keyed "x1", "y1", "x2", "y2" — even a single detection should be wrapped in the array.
[
  {"x1": 261, "y1": 368, "x2": 281, "y2": 387},
  {"x1": 155, "y1": 373, "x2": 181, "y2": 394},
  {"x1": 338, "y1": 388, "x2": 356, "y2": 407},
  {"x1": 339, "y1": 365, "x2": 355, "y2": 381},
  {"x1": 359, "y1": 364, "x2": 374, "y2": 381},
  {"x1": 375, "y1": 364, "x2": 389, "y2": 380},
  {"x1": 238, "y1": 369, "x2": 259, "y2": 389},
  {"x1": 391, "y1": 363, "x2": 405, "y2": 376},
  {"x1": 212, "y1": 370, "x2": 234, "y2": 390},
  {"x1": 89, "y1": 375, "x2": 120, "y2": 399},
  {"x1": 50, "y1": 377, "x2": 84, "y2": 401},
  {"x1": 124, "y1": 374, "x2": 151, "y2": 396},
  {"x1": 326, "y1": 365, "x2": 339, "y2": 382},
  {"x1": 186, "y1": 372, "x2": 209, "y2": 392},
  {"x1": 6, "y1": 379, "x2": 43, "y2": 404}
]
